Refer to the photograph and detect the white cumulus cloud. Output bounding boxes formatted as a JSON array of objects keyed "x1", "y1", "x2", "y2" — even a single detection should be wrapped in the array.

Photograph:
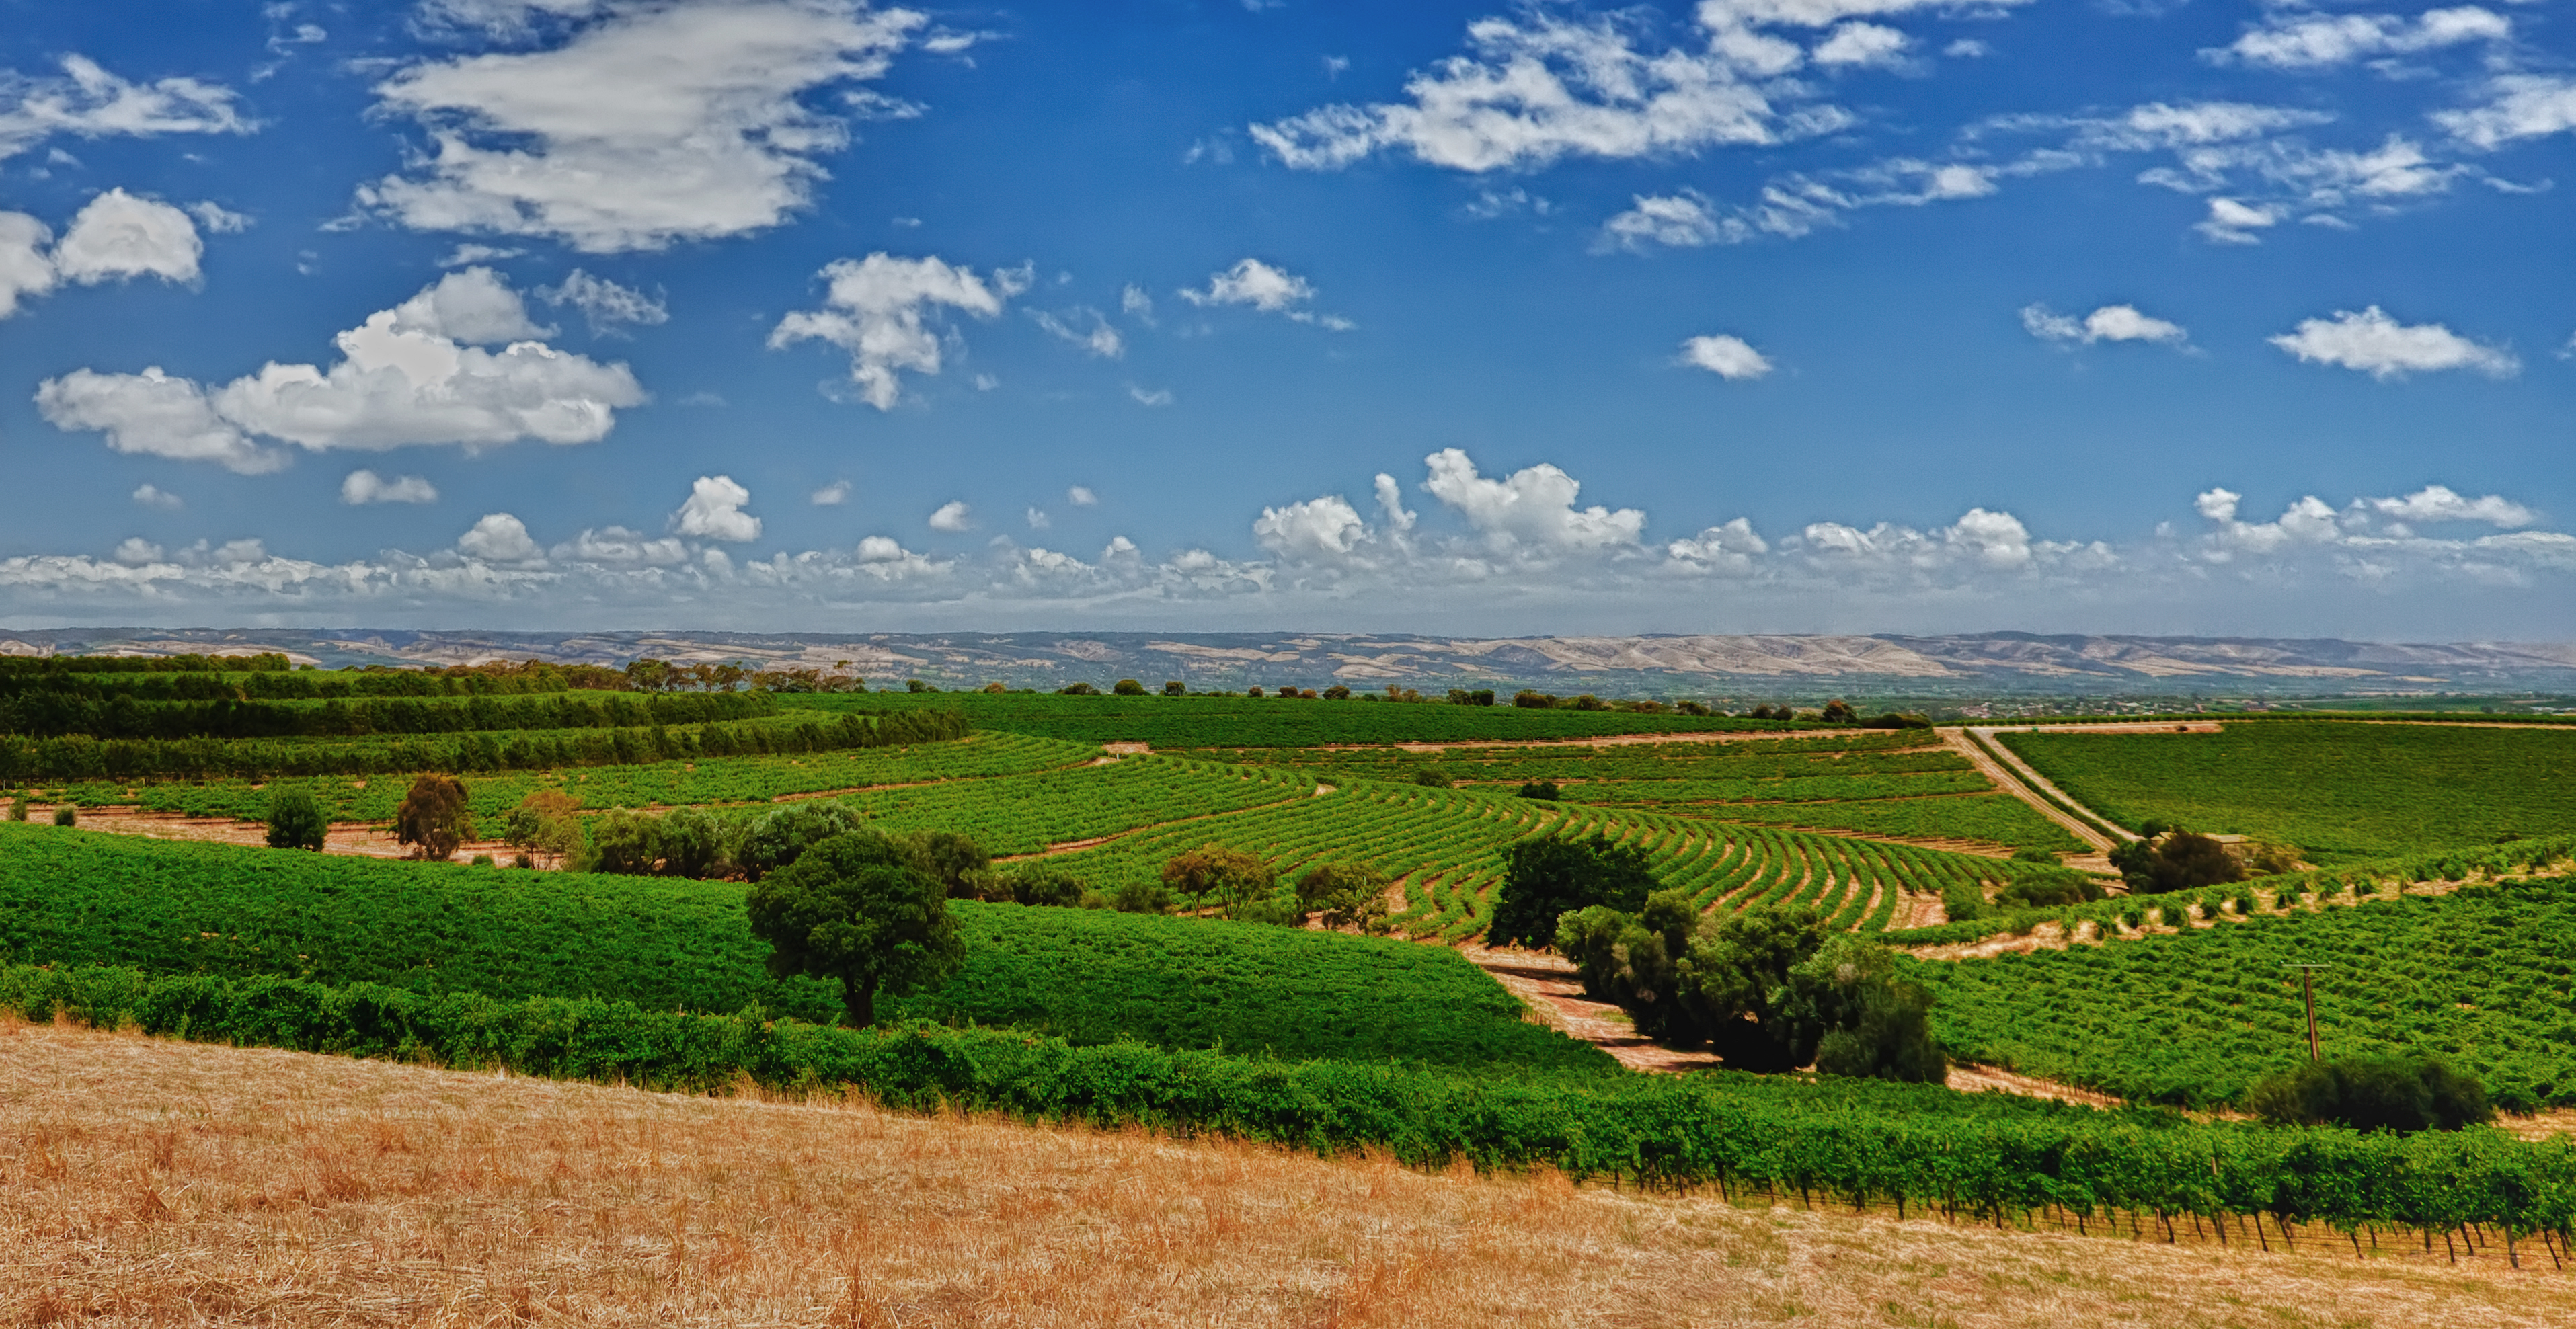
[
  {"x1": 1251, "y1": 9, "x2": 1814, "y2": 174},
  {"x1": 2197, "y1": 197, "x2": 2279, "y2": 245},
  {"x1": 360, "y1": 0, "x2": 927, "y2": 252},
  {"x1": 2020, "y1": 303, "x2": 2189, "y2": 347},
  {"x1": 1664, "y1": 517, "x2": 1767, "y2": 575},
  {"x1": 2437, "y1": 76, "x2": 2576, "y2": 150},
  {"x1": 0, "y1": 212, "x2": 58, "y2": 319},
  {"x1": 340, "y1": 470, "x2": 440, "y2": 505},
  {"x1": 1423, "y1": 448, "x2": 1645, "y2": 553},
  {"x1": 2270, "y1": 306, "x2": 2518, "y2": 380},
  {"x1": 2362, "y1": 485, "x2": 2536, "y2": 529},
  {"x1": 1598, "y1": 190, "x2": 1728, "y2": 252},
  {"x1": 34, "y1": 268, "x2": 641, "y2": 469},
  {"x1": 538, "y1": 268, "x2": 668, "y2": 335},
  {"x1": 1811, "y1": 22, "x2": 1908, "y2": 69},
  {"x1": 1253, "y1": 494, "x2": 1373, "y2": 563},
  {"x1": 672, "y1": 475, "x2": 760, "y2": 542},
  {"x1": 0, "y1": 54, "x2": 253, "y2": 161},
  {"x1": 769, "y1": 253, "x2": 1020, "y2": 409},
  {"x1": 1678, "y1": 333, "x2": 1773, "y2": 380},
  {"x1": 2211, "y1": 7, "x2": 2511, "y2": 70},
  {"x1": 52, "y1": 189, "x2": 204, "y2": 286},
  {"x1": 1179, "y1": 262, "x2": 1319, "y2": 319},
  {"x1": 457, "y1": 512, "x2": 542, "y2": 562}
]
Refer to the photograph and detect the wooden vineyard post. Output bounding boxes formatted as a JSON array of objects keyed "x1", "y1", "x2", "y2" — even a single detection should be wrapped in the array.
[{"x1": 2284, "y1": 963, "x2": 2330, "y2": 1062}]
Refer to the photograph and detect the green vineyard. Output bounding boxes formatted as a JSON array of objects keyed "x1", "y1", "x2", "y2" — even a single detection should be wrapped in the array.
[{"x1": 2002, "y1": 721, "x2": 2576, "y2": 862}]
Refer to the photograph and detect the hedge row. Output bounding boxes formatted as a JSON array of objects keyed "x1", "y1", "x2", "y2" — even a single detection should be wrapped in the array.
[
  {"x1": 0, "y1": 708, "x2": 968, "y2": 782},
  {"x1": 11, "y1": 961, "x2": 2576, "y2": 1245},
  {"x1": 0, "y1": 688, "x2": 772, "y2": 741}
]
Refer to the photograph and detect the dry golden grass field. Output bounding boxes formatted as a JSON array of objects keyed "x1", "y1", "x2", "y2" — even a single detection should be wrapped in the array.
[{"x1": 7, "y1": 1016, "x2": 2575, "y2": 1328}]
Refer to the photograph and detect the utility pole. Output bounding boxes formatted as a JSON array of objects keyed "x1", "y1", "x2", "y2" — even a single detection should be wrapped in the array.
[{"x1": 2284, "y1": 963, "x2": 2330, "y2": 1063}]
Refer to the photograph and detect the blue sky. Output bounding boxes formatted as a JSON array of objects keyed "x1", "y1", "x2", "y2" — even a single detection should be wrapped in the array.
[{"x1": 0, "y1": 0, "x2": 2570, "y2": 638}]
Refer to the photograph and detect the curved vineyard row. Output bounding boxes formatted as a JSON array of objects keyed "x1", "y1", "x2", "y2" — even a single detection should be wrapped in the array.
[{"x1": 1047, "y1": 776, "x2": 2057, "y2": 942}]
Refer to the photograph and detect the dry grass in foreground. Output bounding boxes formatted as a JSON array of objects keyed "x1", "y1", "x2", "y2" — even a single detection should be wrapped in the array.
[{"x1": 5, "y1": 1019, "x2": 2574, "y2": 1328}]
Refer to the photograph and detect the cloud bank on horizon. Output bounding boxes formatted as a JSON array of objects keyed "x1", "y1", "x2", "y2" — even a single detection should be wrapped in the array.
[{"x1": 0, "y1": 0, "x2": 2571, "y2": 637}]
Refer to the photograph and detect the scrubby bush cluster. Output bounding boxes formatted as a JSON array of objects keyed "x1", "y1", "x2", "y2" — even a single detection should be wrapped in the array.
[
  {"x1": 1557, "y1": 902, "x2": 1944, "y2": 1082},
  {"x1": 2248, "y1": 1055, "x2": 2494, "y2": 1134}
]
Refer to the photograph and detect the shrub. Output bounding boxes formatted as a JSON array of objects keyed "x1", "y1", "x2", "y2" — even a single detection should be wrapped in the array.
[
  {"x1": 502, "y1": 789, "x2": 582, "y2": 862},
  {"x1": 578, "y1": 807, "x2": 666, "y2": 875},
  {"x1": 1487, "y1": 834, "x2": 1656, "y2": 949},
  {"x1": 1110, "y1": 879, "x2": 1173, "y2": 914},
  {"x1": 1995, "y1": 871, "x2": 2105, "y2": 909},
  {"x1": 1295, "y1": 861, "x2": 1395, "y2": 933},
  {"x1": 1795, "y1": 936, "x2": 1945, "y2": 1083},
  {"x1": 1518, "y1": 780, "x2": 1559, "y2": 801},
  {"x1": 996, "y1": 864, "x2": 1086, "y2": 908},
  {"x1": 2249, "y1": 1055, "x2": 2493, "y2": 1133},
  {"x1": 1113, "y1": 679, "x2": 1148, "y2": 696},
  {"x1": 2110, "y1": 830, "x2": 2246, "y2": 894},
  {"x1": 1160, "y1": 845, "x2": 1277, "y2": 910},
  {"x1": 393, "y1": 774, "x2": 470, "y2": 860},
  {"x1": 264, "y1": 789, "x2": 329, "y2": 851},
  {"x1": 657, "y1": 805, "x2": 730, "y2": 879}
]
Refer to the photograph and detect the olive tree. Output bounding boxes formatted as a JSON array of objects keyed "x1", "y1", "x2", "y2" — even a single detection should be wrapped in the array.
[
  {"x1": 745, "y1": 832, "x2": 965, "y2": 1026},
  {"x1": 394, "y1": 774, "x2": 471, "y2": 861}
]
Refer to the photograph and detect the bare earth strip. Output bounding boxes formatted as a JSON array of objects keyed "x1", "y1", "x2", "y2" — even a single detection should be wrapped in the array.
[{"x1": 7, "y1": 1020, "x2": 2572, "y2": 1328}]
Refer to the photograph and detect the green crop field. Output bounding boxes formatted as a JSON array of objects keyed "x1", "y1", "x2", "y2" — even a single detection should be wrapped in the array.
[
  {"x1": 884, "y1": 904, "x2": 1614, "y2": 1073},
  {"x1": 35, "y1": 731, "x2": 1099, "y2": 822},
  {"x1": 2002, "y1": 721, "x2": 2576, "y2": 862},
  {"x1": 785, "y1": 690, "x2": 1787, "y2": 747},
  {"x1": 0, "y1": 823, "x2": 1597, "y2": 1071},
  {"x1": 1909, "y1": 877, "x2": 2576, "y2": 1109}
]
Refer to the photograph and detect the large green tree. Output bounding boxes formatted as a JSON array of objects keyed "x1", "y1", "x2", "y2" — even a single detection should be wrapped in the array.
[{"x1": 745, "y1": 832, "x2": 965, "y2": 1026}]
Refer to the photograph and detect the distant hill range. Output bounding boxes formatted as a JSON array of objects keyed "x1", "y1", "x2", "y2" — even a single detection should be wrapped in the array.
[{"x1": 3, "y1": 629, "x2": 2573, "y2": 696}]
